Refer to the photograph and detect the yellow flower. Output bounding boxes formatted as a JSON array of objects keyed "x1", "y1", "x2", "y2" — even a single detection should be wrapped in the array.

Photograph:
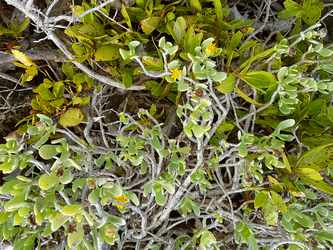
[
  {"x1": 113, "y1": 194, "x2": 128, "y2": 203},
  {"x1": 170, "y1": 68, "x2": 182, "y2": 81},
  {"x1": 205, "y1": 43, "x2": 218, "y2": 56},
  {"x1": 115, "y1": 204, "x2": 125, "y2": 210},
  {"x1": 113, "y1": 194, "x2": 128, "y2": 210}
]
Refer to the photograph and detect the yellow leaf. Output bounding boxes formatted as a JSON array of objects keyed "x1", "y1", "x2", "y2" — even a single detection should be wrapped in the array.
[{"x1": 11, "y1": 49, "x2": 34, "y2": 67}]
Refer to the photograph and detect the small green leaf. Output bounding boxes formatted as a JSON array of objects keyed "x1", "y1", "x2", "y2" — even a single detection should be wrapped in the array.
[
  {"x1": 13, "y1": 235, "x2": 35, "y2": 250},
  {"x1": 62, "y1": 63, "x2": 74, "y2": 79},
  {"x1": 293, "y1": 211, "x2": 314, "y2": 228},
  {"x1": 271, "y1": 191, "x2": 287, "y2": 213},
  {"x1": 59, "y1": 108, "x2": 84, "y2": 127},
  {"x1": 38, "y1": 145, "x2": 58, "y2": 160},
  {"x1": 211, "y1": 72, "x2": 227, "y2": 82},
  {"x1": 122, "y1": 68, "x2": 133, "y2": 88},
  {"x1": 67, "y1": 227, "x2": 84, "y2": 248},
  {"x1": 4, "y1": 196, "x2": 30, "y2": 212},
  {"x1": 38, "y1": 174, "x2": 59, "y2": 191},
  {"x1": 314, "y1": 230, "x2": 333, "y2": 242},
  {"x1": 318, "y1": 48, "x2": 333, "y2": 57},
  {"x1": 49, "y1": 213, "x2": 69, "y2": 231},
  {"x1": 121, "y1": 4, "x2": 132, "y2": 30},
  {"x1": 189, "y1": 0, "x2": 202, "y2": 11},
  {"x1": 95, "y1": 45, "x2": 119, "y2": 61},
  {"x1": 152, "y1": 183, "x2": 166, "y2": 206},
  {"x1": 140, "y1": 17, "x2": 161, "y2": 34},
  {"x1": 60, "y1": 204, "x2": 83, "y2": 216},
  {"x1": 254, "y1": 191, "x2": 268, "y2": 209},
  {"x1": 275, "y1": 119, "x2": 295, "y2": 131},
  {"x1": 127, "y1": 192, "x2": 139, "y2": 206},
  {"x1": 216, "y1": 74, "x2": 235, "y2": 94},
  {"x1": 100, "y1": 224, "x2": 119, "y2": 245},
  {"x1": 173, "y1": 17, "x2": 187, "y2": 44}
]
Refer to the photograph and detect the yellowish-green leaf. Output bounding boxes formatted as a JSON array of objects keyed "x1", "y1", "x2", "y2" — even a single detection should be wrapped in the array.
[
  {"x1": 216, "y1": 74, "x2": 235, "y2": 94},
  {"x1": 189, "y1": 0, "x2": 202, "y2": 11},
  {"x1": 140, "y1": 17, "x2": 161, "y2": 35},
  {"x1": 95, "y1": 45, "x2": 119, "y2": 61},
  {"x1": 59, "y1": 108, "x2": 84, "y2": 127},
  {"x1": 297, "y1": 168, "x2": 323, "y2": 181},
  {"x1": 38, "y1": 174, "x2": 59, "y2": 190},
  {"x1": 60, "y1": 204, "x2": 83, "y2": 216},
  {"x1": 11, "y1": 49, "x2": 34, "y2": 67},
  {"x1": 254, "y1": 191, "x2": 268, "y2": 209},
  {"x1": 38, "y1": 145, "x2": 58, "y2": 160},
  {"x1": 49, "y1": 213, "x2": 69, "y2": 231}
]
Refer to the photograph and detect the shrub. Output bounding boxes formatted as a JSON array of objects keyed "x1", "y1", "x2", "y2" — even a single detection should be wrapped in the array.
[{"x1": 0, "y1": 0, "x2": 333, "y2": 249}]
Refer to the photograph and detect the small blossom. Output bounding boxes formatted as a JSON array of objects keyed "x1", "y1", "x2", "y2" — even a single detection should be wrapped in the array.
[
  {"x1": 113, "y1": 194, "x2": 128, "y2": 203},
  {"x1": 205, "y1": 43, "x2": 218, "y2": 56},
  {"x1": 170, "y1": 68, "x2": 182, "y2": 81}
]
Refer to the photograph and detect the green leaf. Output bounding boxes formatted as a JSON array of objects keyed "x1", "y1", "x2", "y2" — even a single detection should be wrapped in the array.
[
  {"x1": 49, "y1": 213, "x2": 69, "y2": 231},
  {"x1": 38, "y1": 145, "x2": 58, "y2": 160},
  {"x1": 68, "y1": 227, "x2": 84, "y2": 248},
  {"x1": 241, "y1": 71, "x2": 277, "y2": 90},
  {"x1": 199, "y1": 230, "x2": 217, "y2": 249},
  {"x1": 152, "y1": 183, "x2": 166, "y2": 206},
  {"x1": 317, "y1": 47, "x2": 333, "y2": 57},
  {"x1": 4, "y1": 196, "x2": 30, "y2": 212},
  {"x1": 263, "y1": 204, "x2": 278, "y2": 225},
  {"x1": 293, "y1": 211, "x2": 314, "y2": 228},
  {"x1": 62, "y1": 63, "x2": 74, "y2": 79},
  {"x1": 38, "y1": 174, "x2": 59, "y2": 191},
  {"x1": 275, "y1": 119, "x2": 295, "y2": 131},
  {"x1": 301, "y1": 177, "x2": 333, "y2": 195},
  {"x1": 140, "y1": 16, "x2": 161, "y2": 34},
  {"x1": 211, "y1": 72, "x2": 227, "y2": 82},
  {"x1": 179, "y1": 197, "x2": 200, "y2": 216},
  {"x1": 59, "y1": 108, "x2": 84, "y2": 127},
  {"x1": 13, "y1": 18, "x2": 30, "y2": 35},
  {"x1": 60, "y1": 204, "x2": 83, "y2": 216},
  {"x1": 314, "y1": 230, "x2": 333, "y2": 242},
  {"x1": 216, "y1": 74, "x2": 235, "y2": 94},
  {"x1": 296, "y1": 143, "x2": 333, "y2": 168},
  {"x1": 189, "y1": 0, "x2": 202, "y2": 11},
  {"x1": 271, "y1": 191, "x2": 287, "y2": 213},
  {"x1": 95, "y1": 45, "x2": 120, "y2": 61},
  {"x1": 127, "y1": 192, "x2": 139, "y2": 206},
  {"x1": 122, "y1": 68, "x2": 133, "y2": 88},
  {"x1": 100, "y1": 224, "x2": 119, "y2": 245},
  {"x1": 13, "y1": 235, "x2": 35, "y2": 250},
  {"x1": 302, "y1": 0, "x2": 323, "y2": 25},
  {"x1": 254, "y1": 191, "x2": 268, "y2": 209},
  {"x1": 121, "y1": 4, "x2": 132, "y2": 30},
  {"x1": 173, "y1": 17, "x2": 187, "y2": 44},
  {"x1": 278, "y1": 0, "x2": 303, "y2": 19}
]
